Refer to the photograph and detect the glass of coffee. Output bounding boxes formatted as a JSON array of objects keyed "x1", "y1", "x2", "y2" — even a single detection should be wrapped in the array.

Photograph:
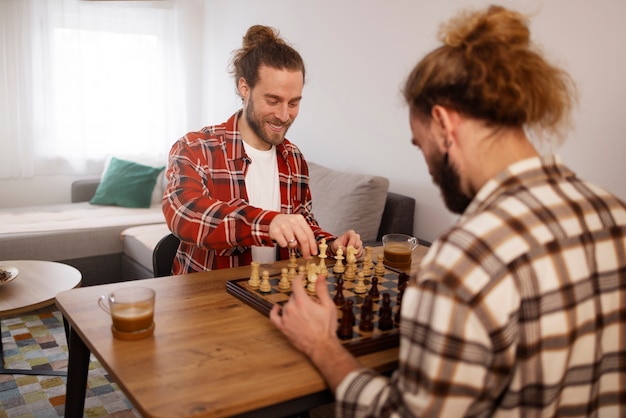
[
  {"x1": 382, "y1": 233, "x2": 418, "y2": 269},
  {"x1": 98, "y1": 287, "x2": 156, "y2": 340}
]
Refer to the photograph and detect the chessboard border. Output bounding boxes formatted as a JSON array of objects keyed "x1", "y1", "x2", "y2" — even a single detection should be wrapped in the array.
[{"x1": 226, "y1": 264, "x2": 404, "y2": 357}]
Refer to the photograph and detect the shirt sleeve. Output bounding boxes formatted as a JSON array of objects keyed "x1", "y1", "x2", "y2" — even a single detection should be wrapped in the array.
[{"x1": 335, "y1": 277, "x2": 508, "y2": 418}]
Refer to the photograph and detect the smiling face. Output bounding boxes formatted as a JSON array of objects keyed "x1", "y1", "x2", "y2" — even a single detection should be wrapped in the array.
[
  {"x1": 238, "y1": 65, "x2": 303, "y2": 150},
  {"x1": 410, "y1": 111, "x2": 473, "y2": 214}
]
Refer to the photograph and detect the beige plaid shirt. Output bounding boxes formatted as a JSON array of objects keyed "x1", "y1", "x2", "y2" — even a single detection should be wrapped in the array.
[{"x1": 337, "y1": 155, "x2": 626, "y2": 417}]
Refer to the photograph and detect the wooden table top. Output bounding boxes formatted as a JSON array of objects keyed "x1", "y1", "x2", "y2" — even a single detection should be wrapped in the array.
[
  {"x1": 56, "y1": 245, "x2": 429, "y2": 418},
  {"x1": 0, "y1": 260, "x2": 82, "y2": 316}
]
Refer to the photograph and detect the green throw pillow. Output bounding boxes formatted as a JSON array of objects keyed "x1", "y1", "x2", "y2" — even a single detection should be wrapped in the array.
[{"x1": 90, "y1": 157, "x2": 165, "y2": 208}]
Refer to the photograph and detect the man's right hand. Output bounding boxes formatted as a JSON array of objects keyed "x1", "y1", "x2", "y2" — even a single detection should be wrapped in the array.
[{"x1": 269, "y1": 214, "x2": 318, "y2": 259}]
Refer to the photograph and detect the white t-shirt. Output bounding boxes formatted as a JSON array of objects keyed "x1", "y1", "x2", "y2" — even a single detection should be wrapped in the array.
[{"x1": 243, "y1": 143, "x2": 280, "y2": 263}]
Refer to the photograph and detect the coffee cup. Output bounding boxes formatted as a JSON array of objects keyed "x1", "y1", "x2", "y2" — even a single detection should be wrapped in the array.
[
  {"x1": 382, "y1": 233, "x2": 418, "y2": 269},
  {"x1": 98, "y1": 287, "x2": 155, "y2": 340}
]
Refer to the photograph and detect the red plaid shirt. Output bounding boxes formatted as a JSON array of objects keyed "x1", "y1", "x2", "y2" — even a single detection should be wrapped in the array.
[{"x1": 162, "y1": 111, "x2": 334, "y2": 274}]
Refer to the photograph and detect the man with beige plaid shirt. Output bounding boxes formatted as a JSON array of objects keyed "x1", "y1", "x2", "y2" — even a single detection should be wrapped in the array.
[{"x1": 271, "y1": 5, "x2": 626, "y2": 417}]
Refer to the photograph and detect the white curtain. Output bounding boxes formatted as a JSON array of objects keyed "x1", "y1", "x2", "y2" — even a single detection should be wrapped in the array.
[{"x1": 0, "y1": 0, "x2": 201, "y2": 178}]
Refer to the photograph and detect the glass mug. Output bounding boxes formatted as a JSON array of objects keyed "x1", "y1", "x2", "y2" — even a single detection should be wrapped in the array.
[
  {"x1": 382, "y1": 233, "x2": 418, "y2": 269},
  {"x1": 98, "y1": 287, "x2": 156, "y2": 340}
]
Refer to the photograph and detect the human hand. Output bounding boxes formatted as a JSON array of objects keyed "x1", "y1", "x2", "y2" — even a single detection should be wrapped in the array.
[
  {"x1": 331, "y1": 230, "x2": 363, "y2": 258},
  {"x1": 269, "y1": 214, "x2": 318, "y2": 259},
  {"x1": 269, "y1": 275, "x2": 338, "y2": 358}
]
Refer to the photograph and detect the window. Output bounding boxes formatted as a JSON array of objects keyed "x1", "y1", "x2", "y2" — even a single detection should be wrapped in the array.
[{"x1": 0, "y1": 0, "x2": 197, "y2": 178}]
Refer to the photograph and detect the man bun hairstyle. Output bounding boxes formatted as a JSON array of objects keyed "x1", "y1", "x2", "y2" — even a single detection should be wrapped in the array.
[
  {"x1": 404, "y1": 5, "x2": 577, "y2": 143},
  {"x1": 230, "y1": 25, "x2": 305, "y2": 95}
]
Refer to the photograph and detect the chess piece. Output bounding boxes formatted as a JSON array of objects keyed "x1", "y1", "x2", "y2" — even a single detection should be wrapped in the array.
[
  {"x1": 343, "y1": 261, "x2": 356, "y2": 281},
  {"x1": 398, "y1": 272, "x2": 410, "y2": 288},
  {"x1": 333, "y1": 277, "x2": 345, "y2": 307},
  {"x1": 306, "y1": 262, "x2": 318, "y2": 294},
  {"x1": 337, "y1": 300, "x2": 354, "y2": 340},
  {"x1": 298, "y1": 264, "x2": 306, "y2": 280},
  {"x1": 278, "y1": 267, "x2": 291, "y2": 290},
  {"x1": 353, "y1": 271, "x2": 367, "y2": 294},
  {"x1": 374, "y1": 254, "x2": 386, "y2": 276},
  {"x1": 378, "y1": 293, "x2": 393, "y2": 331},
  {"x1": 347, "y1": 299, "x2": 355, "y2": 326},
  {"x1": 346, "y1": 245, "x2": 357, "y2": 265},
  {"x1": 359, "y1": 295, "x2": 374, "y2": 332},
  {"x1": 364, "y1": 246, "x2": 374, "y2": 270},
  {"x1": 288, "y1": 250, "x2": 298, "y2": 271},
  {"x1": 333, "y1": 247, "x2": 345, "y2": 274},
  {"x1": 368, "y1": 276, "x2": 380, "y2": 300},
  {"x1": 395, "y1": 280, "x2": 407, "y2": 325},
  {"x1": 319, "y1": 238, "x2": 328, "y2": 258},
  {"x1": 288, "y1": 264, "x2": 297, "y2": 282},
  {"x1": 248, "y1": 261, "x2": 260, "y2": 288},
  {"x1": 259, "y1": 270, "x2": 272, "y2": 293},
  {"x1": 318, "y1": 238, "x2": 328, "y2": 276},
  {"x1": 361, "y1": 253, "x2": 372, "y2": 277}
]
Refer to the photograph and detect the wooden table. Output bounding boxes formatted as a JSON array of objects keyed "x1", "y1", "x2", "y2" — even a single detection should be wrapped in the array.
[
  {"x1": 56, "y1": 246, "x2": 428, "y2": 417},
  {"x1": 0, "y1": 260, "x2": 82, "y2": 375}
]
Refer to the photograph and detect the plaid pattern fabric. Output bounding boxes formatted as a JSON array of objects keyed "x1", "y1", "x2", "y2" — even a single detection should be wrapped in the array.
[
  {"x1": 163, "y1": 111, "x2": 333, "y2": 274},
  {"x1": 337, "y1": 155, "x2": 626, "y2": 417}
]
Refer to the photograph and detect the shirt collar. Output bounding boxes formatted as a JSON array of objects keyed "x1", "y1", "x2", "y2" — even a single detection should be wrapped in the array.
[{"x1": 462, "y1": 155, "x2": 574, "y2": 219}]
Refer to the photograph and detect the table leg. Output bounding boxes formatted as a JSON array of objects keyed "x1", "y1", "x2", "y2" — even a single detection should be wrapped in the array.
[
  {"x1": 0, "y1": 314, "x2": 67, "y2": 376},
  {"x1": 64, "y1": 325, "x2": 91, "y2": 417}
]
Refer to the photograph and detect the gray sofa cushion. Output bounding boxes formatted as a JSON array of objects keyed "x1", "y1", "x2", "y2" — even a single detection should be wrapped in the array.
[{"x1": 308, "y1": 162, "x2": 389, "y2": 243}]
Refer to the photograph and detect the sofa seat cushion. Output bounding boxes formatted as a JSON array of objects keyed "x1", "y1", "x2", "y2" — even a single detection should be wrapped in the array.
[
  {"x1": 308, "y1": 162, "x2": 390, "y2": 243},
  {"x1": 0, "y1": 202, "x2": 165, "y2": 261},
  {"x1": 121, "y1": 223, "x2": 171, "y2": 273}
]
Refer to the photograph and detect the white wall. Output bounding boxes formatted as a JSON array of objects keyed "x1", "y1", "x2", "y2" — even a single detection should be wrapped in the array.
[
  {"x1": 3, "y1": 0, "x2": 625, "y2": 243},
  {"x1": 202, "y1": 0, "x2": 626, "y2": 242}
]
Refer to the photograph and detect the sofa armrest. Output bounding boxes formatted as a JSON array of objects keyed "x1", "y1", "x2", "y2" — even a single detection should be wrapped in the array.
[
  {"x1": 71, "y1": 178, "x2": 100, "y2": 203},
  {"x1": 375, "y1": 192, "x2": 416, "y2": 241}
]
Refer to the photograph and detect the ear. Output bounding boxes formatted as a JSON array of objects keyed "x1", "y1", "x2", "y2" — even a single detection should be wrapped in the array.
[
  {"x1": 237, "y1": 77, "x2": 250, "y2": 99},
  {"x1": 431, "y1": 105, "x2": 459, "y2": 150}
]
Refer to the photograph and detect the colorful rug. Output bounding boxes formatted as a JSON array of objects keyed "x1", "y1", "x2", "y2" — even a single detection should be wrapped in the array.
[{"x1": 0, "y1": 306, "x2": 140, "y2": 417}]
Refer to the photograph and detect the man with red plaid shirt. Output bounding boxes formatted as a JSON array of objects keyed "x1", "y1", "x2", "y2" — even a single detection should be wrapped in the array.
[{"x1": 162, "y1": 25, "x2": 362, "y2": 274}]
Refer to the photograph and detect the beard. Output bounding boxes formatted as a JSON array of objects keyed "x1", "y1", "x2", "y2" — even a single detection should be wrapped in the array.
[
  {"x1": 431, "y1": 151, "x2": 473, "y2": 215},
  {"x1": 245, "y1": 96, "x2": 293, "y2": 147}
]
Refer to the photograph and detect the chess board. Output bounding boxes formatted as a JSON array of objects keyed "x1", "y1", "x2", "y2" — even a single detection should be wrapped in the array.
[{"x1": 226, "y1": 262, "x2": 409, "y2": 356}]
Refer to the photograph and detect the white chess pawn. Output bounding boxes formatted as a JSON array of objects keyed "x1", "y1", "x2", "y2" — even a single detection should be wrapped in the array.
[
  {"x1": 259, "y1": 270, "x2": 272, "y2": 293},
  {"x1": 354, "y1": 271, "x2": 367, "y2": 294},
  {"x1": 278, "y1": 267, "x2": 291, "y2": 290}
]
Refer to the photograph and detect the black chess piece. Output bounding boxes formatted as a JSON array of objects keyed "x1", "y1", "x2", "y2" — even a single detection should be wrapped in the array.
[
  {"x1": 359, "y1": 295, "x2": 374, "y2": 332},
  {"x1": 368, "y1": 276, "x2": 380, "y2": 300},
  {"x1": 337, "y1": 300, "x2": 354, "y2": 340},
  {"x1": 333, "y1": 277, "x2": 345, "y2": 307},
  {"x1": 378, "y1": 293, "x2": 393, "y2": 331},
  {"x1": 398, "y1": 272, "x2": 409, "y2": 288},
  {"x1": 395, "y1": 280, "x2": 407, "y2": 325},
  {"x1": 347, "y1": 299, "x2": 355, "y2": 326}
]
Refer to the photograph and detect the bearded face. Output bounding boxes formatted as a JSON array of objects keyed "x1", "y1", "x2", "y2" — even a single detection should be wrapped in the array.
[
  {"x1": 430, "y1": 150, "x2": 473, "y2": 214},
  {"x1": 244, "y1": 93, "x2": 293, "y2": 147}
]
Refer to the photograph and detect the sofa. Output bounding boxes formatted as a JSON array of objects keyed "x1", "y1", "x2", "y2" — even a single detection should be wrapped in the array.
[{"x1": 0, "y1": 161, "x2": 416, "y2": 286}]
